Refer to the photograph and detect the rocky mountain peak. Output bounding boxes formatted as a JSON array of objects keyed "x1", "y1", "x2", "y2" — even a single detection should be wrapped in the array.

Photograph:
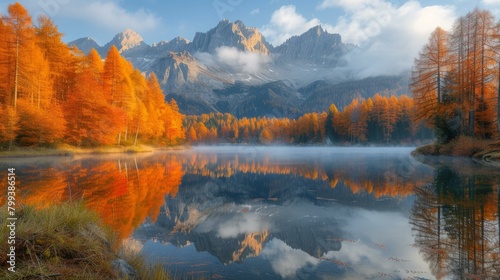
[
  {"x1": 68, "y1": 37, "x2": 100, "y2": 54},
  {"x1": 67, "y1": 19, "x2": 393, "y2": 119},
  {"x1": 275, "y1": 25, "x2": 343, "y2": 63},
  {"x1": 106, "y1": 29, "x2": 148, "y2": 53},
  {"x1": 151, "y1": 37, "x2": 190, "y2": 54},
  {"x1": 191, "y1": 19, "x2": 271, "y2": 55},
  {"x1": 307, "y1": 25, "x2": 325, "y2": 36}
]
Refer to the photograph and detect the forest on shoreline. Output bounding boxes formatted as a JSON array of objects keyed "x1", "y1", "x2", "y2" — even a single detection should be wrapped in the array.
[
  {"x1": 411, "y1": 9, "x2": 500, "y2": 145},
  {"x1": 0, "y1": 3, "x2": 432, "y2": 152},
  {"x1": 0, "y1": 3, "x2": 184, "y2": 149},
  {"x1": 1, "y1": 3, "x2": 499, "y2": 153},
  {"x1": 184, "y1": 94, "x2": 432, "y2": 145}
]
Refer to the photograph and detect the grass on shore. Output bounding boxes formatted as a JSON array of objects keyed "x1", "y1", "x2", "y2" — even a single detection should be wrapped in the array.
[
  {"x1": 0, "y1": 202, "x2": 170, "y2": 279},
  {"x1": 0, "y1": 144, "x2": 158, "y2": 158}
]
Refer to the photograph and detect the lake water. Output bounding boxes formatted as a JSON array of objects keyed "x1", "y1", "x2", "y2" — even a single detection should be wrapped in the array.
[{"x1": 2, "y1": 146, "x2": 500, "y2": 279}]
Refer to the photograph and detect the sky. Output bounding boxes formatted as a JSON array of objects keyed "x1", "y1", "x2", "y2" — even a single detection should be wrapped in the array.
[{"x1": 2, "y1": 0, "x2": 500, "y2": 77}]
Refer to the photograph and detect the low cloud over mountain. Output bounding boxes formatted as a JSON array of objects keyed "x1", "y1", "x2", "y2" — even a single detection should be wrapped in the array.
[{"x1": 70, "y1": 19, "x2": 408, "y2": 117}]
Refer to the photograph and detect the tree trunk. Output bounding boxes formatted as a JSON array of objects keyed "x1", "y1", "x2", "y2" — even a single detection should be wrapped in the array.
[
  {"x1": 134, "y1": 122, "x2": 139, "y2": 146},
  {"x1": 37, "y1": 80, "x2": 41, "y2": 108},
  {"x1": 470, "y1": 110, "x2": 475, "y2": 138},
  {"x1": 498, "y1": 61, "x2": 500, "y2": 137},
  {"x1": 124, "y1": 121, "x2": 128, "y2": 141},
  {"x1": 498, "y1": 88, "x2": 500, "y2": 138},
  {"x1": 14, "y1": 37, "x2": 19, "y2": 110}
]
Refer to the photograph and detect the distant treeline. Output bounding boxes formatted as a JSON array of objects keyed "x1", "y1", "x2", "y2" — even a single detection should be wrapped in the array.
[
  {"x1": 1, "y1": 3, "x2": 441, "y2": 149},
  {"x1": 184, "y1": 94, "x2": 432, "y2": 145}
]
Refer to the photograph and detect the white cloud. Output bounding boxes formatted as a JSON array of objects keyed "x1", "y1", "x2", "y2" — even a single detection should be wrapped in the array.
[
  {"x1": 18, "y1": 0, "x2": 159, "y2": 34},
  {"x1": 196, "y1": 46, "x2": 271, "y2": 74},
  {"x1": 1, "y1": 1, "x2": 161, "y2": 44},
  {"x1": 261, "y1": 238, "x2": 319, "y2": 278},
  {"x1": 483, "y1": 0, "x2": 500, "y2": 4},
  {"x1": 319, "y1": 0, "x2": 391, "y2": 12},
  {"x1": 318, "y1": 0, "x2": 394, "y2": 45},
  {"x1": 328, "y1": 209, "x2": 434, "y2": 279},
  {"x1": 65, "y1": 1, "x2": 160, "y2": 33},
  {"x1": 261, "y1": 5, "x2": 334, "y2": 46},
  {"x1": 216, "y1": 213, "x2": 271, "y2": 238},
  {"x1": 250, "y1": 8, "x2": 260, "y2": 15},
  {"x1": 316, "y1": 0, "x2": 455, "y2": 78}
]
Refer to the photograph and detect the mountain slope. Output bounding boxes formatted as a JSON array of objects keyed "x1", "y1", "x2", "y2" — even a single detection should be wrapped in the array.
[
  {"x1": 300, "y1": 76, "x2": 409, "y2": 112},
  {"x1": 213, "y1": 80, "x2": 302, "y2": 118},
  {"x1": 68, "y1": 20, "x2": 408, "y2": 118}
]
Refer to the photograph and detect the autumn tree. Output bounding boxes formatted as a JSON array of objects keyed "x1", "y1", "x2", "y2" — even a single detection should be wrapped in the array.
[
  {"x1": 411, "y1": 27, "x2": 449, "y2": 123},
  {"x1": 187, "y1": 126, "x2": 198, "y2": 143},
  {"x1": 325, "y1": 104, "x2": 339, "y2": 143},
  {"x1": 1, "y1": 2, "x2": 34, "y2": 109},
  {"x1": 0, "y1": 20, "x2": 9, "y2": 104},
  {"x1": 17, "y1": 100, "x2": 66, "y2": 146},
  {"x1": 412, "y1": 9, "x2": 500, "y2": 142},
  {"x1": 144, "y1": 73, "x2": 165, "y2": 140},
  {"x1": 35, "y1": 15, "x2": 76, "y2": 102},
  {"x1": 64, "y1": 50, "x2": 123, "y2": 146},
  {"x1": 102, "y1": 46, "x2": 134, "y2": 144},
  {"x1": 0, "y1": 105, "x2": 18, "y2": 146},
  {"x1": 163, "y1": 99, "x2": 185, "y2": 145},
  {"x1": 473, "y1": 10, "x2": 498, "y2": 139},
  {"x1": 259, "y1": 127, "x2": 273, "y2": 144},
  {"x1": 0, "y1": 3, "x2": 188, "y2": 149}
]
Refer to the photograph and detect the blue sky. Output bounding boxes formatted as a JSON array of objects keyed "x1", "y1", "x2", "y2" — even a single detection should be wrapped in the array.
[
  {"x1": 0, "y1": 0, "x2": 490, "y2": 45},
  {"x1": 2, "y1": 0, "x2": 500, "y2": 76}
]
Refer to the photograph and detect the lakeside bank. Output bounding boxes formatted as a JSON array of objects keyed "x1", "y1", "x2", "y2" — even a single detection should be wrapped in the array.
[
  {"x1": 412, "y1": 136, "x2": 500, "y2": 167},
  {"x1": 0, "y1": 203, "x2": 171, "y2": 279},
  {"x1": 0, "y1": 144, "x2": 190, "y2": 158}
]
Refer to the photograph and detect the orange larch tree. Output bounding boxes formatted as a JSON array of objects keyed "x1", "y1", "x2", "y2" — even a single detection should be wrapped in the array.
[
  {"x1": 35, "y1": 15, "x2": 75, "y2": 102},
  {"x1": 102, "y1": 46, "x2": 134, "y2": 144},
  {"x1": 2, "y1": 2, "x2": 35, "y2": 109},
  {"x1": 410, "y1": 27, "x2": 449, "y2": 124}
]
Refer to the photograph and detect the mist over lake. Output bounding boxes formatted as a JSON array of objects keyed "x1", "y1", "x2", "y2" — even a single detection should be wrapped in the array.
[{"x1": 4, "y1": 146, "x2": 498, "y2": 279}]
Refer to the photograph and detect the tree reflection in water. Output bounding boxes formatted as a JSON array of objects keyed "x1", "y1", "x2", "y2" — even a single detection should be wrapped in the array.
[
  {"x1": 2, "y1": 147, "x2": 465, "y2": 279},
  {"x1": 411, "y1": 160, "x2": 500, "y2": 279},
  {"x1": 0, "y1": 155, "x2": 182, "y2": 241}
]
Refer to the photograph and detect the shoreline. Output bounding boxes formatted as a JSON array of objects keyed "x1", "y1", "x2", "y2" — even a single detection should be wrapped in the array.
[
  {"x1": 3, "y1": 142, "x2": 499, "y2": 167},
  {"x1": 0, "y1": 203, "x2": 170, "y2": 279},
  {"x1": 0, "y1": 145, "x2": 190, "y2": 159},
  {"x1": 411, "y1": 138, "x2": 500, "y2": 168}
]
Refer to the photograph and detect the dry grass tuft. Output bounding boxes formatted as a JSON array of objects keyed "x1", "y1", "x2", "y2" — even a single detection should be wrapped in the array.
[
  {"x1": 0, "y1": 203, "x2": 117, "y2": 279},
  {"x1": 0, "y1": 203, "x2": 172, "y2": 279}
]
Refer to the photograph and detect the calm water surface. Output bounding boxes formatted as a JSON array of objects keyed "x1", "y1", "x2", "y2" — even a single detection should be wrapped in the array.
[{"x1": 3, "y1": 147, "x2": 500, "y2": 279}]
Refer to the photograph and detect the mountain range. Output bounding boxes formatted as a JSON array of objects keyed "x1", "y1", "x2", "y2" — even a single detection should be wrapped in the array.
[{"x1": 69, "y1": 20, "x2": 408, "y2": 117}]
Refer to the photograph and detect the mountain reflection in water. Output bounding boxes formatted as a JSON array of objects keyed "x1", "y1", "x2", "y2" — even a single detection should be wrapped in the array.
[{"x1": 2, "y1": 147, "x2": 499, "y2": 279}]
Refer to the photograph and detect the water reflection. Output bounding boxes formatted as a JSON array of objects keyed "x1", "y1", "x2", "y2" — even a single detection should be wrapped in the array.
[
  {"x1": 2, "y1": 147, "x2": 499, "y2": 279},
  {"x1": 134, "y1": 147, "x2": 435, "y2": 279},
  {"x1": 0, "y1": 155, "x2": 182, "y2": 240},
  {"x1": 410, "y1": 158, "x2": 500, "y2": 279}
]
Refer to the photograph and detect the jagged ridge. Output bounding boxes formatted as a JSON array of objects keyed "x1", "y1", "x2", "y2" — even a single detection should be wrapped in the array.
[{"x1": 69, "y1": 20, "x2": 407, "y2": 118}]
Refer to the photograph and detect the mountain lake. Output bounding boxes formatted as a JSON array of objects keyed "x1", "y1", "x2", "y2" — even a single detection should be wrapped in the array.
[{"x1": 3, "y1": 146, "x2": 500, "y2": 279}]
